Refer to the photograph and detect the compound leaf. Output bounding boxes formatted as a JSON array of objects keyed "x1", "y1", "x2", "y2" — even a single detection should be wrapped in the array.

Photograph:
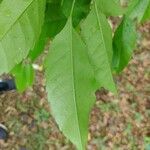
[
  {"x1": 0, "y1": 0, "x2": 46, "y2": 74},
  {"x1": 45, "y1": 18, "x2": 96, "y2": 150},
  {"x1": 81, "y1": 0, "x2": 116, "y2": 93}
]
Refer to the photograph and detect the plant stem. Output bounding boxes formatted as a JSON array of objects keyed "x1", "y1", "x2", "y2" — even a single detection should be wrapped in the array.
[{"x1": 70, "y1": 0, "x2": 76, "y2": 16}]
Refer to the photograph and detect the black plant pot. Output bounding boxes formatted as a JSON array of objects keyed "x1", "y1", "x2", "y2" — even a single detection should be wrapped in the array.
[
  {"x1": 0, "y1": 79, "x2": 16, "y2": 92},
  {"x1": 0, "y1": 124, "x2": 8, "y2": 140}
]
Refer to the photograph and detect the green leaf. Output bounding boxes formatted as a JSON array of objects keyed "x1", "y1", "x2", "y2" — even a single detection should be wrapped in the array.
[
  {"x1": 0, "y1": 0, "x2": 46, "y2": 74},
  {"x1": 45, "y1": 18, "x2": 96, "y2": 150},
  {"x1": 112, "y1": 17, "x2": 137, "y2": 73},
  {"x1": 112, "y1": 0, "x2": 148, "y2": 73},
  {"x1": 127, "y1": 0, "x2": 150, "y2": 22},
  {"x1": 44, "y1": 2, "x2": 67, "y2": 38},
  {"x1": 28, "y1": 2, "x2": 67, "y2": 61},
  {"x1": 46, "y1": 0, "x2": 60, "y2": 4},
  {"x1": 97, "y1": 0, "x2": 126, "y2": 16},
  {"x1": 142, "y1": 1, "x2": 150, "y2": 22},
  {"x1": 62, "y1": 0, "x2": 91, "y2": 26},
  {"x1": 11, "y1": 63, "x2": 35, "y2": 92},
  {"x1": 28, "y1": 24, "x2": 48, "y2": 61},
  {"x1": 81, "y1": 0, "x2": 116, "y2": 93}
]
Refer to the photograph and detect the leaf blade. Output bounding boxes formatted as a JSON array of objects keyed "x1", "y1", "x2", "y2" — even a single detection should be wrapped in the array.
[
  {"x1": 142, "y1": 1, "x2": 150, "y2": 22},
  {"x1": 11, "y1": 63, "x2": 35, "y2": 92},
  {"x1": 97, "y1": 0, "x2": 126, "y2": 16},
  {"x1": 127, "y1": 0, "x2": 150, "y2": 22},
  {"x1": 112, "y1": 17, "x2": 137, "y2": 73},
  {"x1": 0, "y1": 0, "x2": 46, "y2": 74},
  {"x1": 62, "y1": 0, "x2": 91, "y2": 26},
  {"x1": 81, "y1": 1, "x2": 116, "y2": 93},
  {"x1": 45, "y1": 18, "x2": 96, "y2": 150}
]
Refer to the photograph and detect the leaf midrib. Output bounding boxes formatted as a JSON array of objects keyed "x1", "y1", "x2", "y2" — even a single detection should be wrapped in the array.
[
  {"x1": 0, "y1": 0, "x2": 35, "y2": 42},
  {"x1": 94, "y1": 0, "x2": 115, "y2": 86},
  {"x1": 61, "y1": 0, "x2": 64, "y2": 6},
  {"x1": 69, "y1": 18, "x2": 83, "y2": 150}
]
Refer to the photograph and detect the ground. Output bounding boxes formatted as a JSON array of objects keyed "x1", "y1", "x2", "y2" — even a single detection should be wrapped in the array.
[{"x1": 0, "y1": 22, "x2": 150, "y2": 150}]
